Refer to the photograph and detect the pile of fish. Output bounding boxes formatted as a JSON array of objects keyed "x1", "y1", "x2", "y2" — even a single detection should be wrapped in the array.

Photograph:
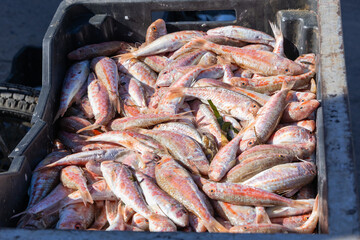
[{"x1": 15, "y1": 19, "x2": 320, "y2": 233}]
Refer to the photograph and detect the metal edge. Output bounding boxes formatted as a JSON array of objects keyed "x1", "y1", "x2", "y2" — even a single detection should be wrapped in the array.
[{"x1": 318, "y1": 0, "x2": 360, "y2": 235}]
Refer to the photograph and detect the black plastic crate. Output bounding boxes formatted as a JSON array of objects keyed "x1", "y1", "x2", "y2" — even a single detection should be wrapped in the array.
[{"x1": 1, "y1": 0, "x2": 358, "y2": 238}]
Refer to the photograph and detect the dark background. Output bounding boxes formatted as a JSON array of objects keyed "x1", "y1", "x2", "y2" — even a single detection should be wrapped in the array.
[{"x1": 0, "y1": 1, "x2": 359, "y2": 184}]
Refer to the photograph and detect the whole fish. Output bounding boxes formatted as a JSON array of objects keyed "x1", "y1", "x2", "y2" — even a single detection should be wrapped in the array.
[
  {"x1": 118, "y1": 31, "x2": 206, "y2": 59},
  {"x1": 155, "y1": 156, "x2": 227, "y2": 232},
  {"x1": 91, "y1": 56, "x2": 121, "y2": 113},
  {"x1": 207, "y1": 25, "x2": 275, "y2": 46},
  {"x1": 68, "y1": 41, "x2": 130, "y2": 60},
  {"x1": 54, "y1": 60, "x2": 90, "y2": 121},
  {"x1": 202, "y1": 181, "x2": 307, "y2": 207},
  {"x1": 226, "y1": 147, "x2": 298, "y2": 183},
  {"x1": 39, "y1": 148, "x2": 129, "y2": 170},
  {"x1": 188, "y1": 38, "x2": 306, "y2": 76},
  {"x1": 169, "y1": 86, "x2": 260, "y2": 121},
  {"x1": 109, "y1": 112, "x2": 190, "y2": 131},
  {"x1": 242, "y1": 162, "x2": 317, "y2": 194}
]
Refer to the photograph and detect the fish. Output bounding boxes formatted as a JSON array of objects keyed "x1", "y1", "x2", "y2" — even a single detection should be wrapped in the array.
[
  {"x1": 117, "y1": 31, "x2": 206, "y2": 59},
  {"x1": 169, "y1": 86, "x2": 260, "y2": 121},
  {"x1": 101, "y1": 161, "x2": 176, "y2": 232},
  {"x1": 54, "y1": 60, "x2": 90, "y2": 121},
  {"x1": 68, "y1": 41, "x2": 131, "y2": 60},
  {"x1": 78, "y1": 79, "x2": 114, "y2": 132},
  {"x1": 56, "y1": 203, "x2": 95, "y2": 229},
  {"x1": 202, "y1": 181, "x2": 308, "y2": 207},
  {"x1": 135, "y1": 171, "x2": 188, "y2": 227},
  {"x1": 282, "y1": 100, "x2": 320, "y2": 122},
  {"x1": 207, "y1": 25, "x2": 275, "y2": 46},
  {"x1": 188, "y1": 38, "x2": 306, "y2": 76},
  {"x1": 145, "y1": 19, "x2": 167, "y2": 45},
  {"x1": 269, "y1": 22, "x2": 285, "y2": 57},
  {"x1": 155, "y1": 156, "x2": 227, "y2": 232},
  {"x1": 138, "y1": 129, "x2": 209, "y2": 175},
  {"x1": 239, "y1": 81, "x2": 295, "y2": 152},
  {"x1": 60, "y1": 165, "x2": 94, "y2": 205},
  {"x1": 109, "y1": 112, "x2": 191, "y2": 131},
  {"x1": 91, "y1": 56, "x2": 122, "y2": 113},
  {"x1": 242, "y1": 162, "x2": 317, "y2": 194},
  {"x1": 27, "y1": 151, "x2": 69, "y2": 208}
]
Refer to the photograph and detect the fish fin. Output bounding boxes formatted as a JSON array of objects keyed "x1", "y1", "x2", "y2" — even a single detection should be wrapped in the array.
[
  {"x1": 279, "y1": 187, "x2": 302, "y2": 198},
  {"x1": 290, "y1": 199, "x2": 314, "y2": 209},
  {"x1": 269, "y1": 21, "x2": 282, "y2": 40},
  {"x1": 281, "y1": 80, "x2": 296, "y2": 91},
  {"x1": 112, "y1": 52, "x2": 136, "y2": 61},
  {"x1": 80, "y1": 189, "x2": 94, "y2": 205},
  {"x1": 166, "y1": 87, "x2": 185, "y2": 100},
  {"x1": 77, "y1": 124, "x2": 101, "y2": 134},
  {"x1": 188, "y1": 38, "x2": 209, "y2": 50},
  {"x1": 255, "y1": 207, "x2": 271, "y2": 224},
  {"x1": 205, "y1": 217, "x2": 228, "y2": 233},
  {"x1": 11, "y1": 210, "x2": 28, "y2": 219}
]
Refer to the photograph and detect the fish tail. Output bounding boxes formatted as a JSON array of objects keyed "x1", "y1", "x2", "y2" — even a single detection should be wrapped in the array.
[
  {"x1": 293, "y1": 195, "x2": 319, "y2": 233},
  {"x1": 112, "y1": 52, "x2": 136, "y2": 61},
  {"x1": 77, "y1": 124, "x2": 101, "y2": 134},
  {"x1": 189, "y1": 38, "x2": 210, "y2": 50},
  {"x1": 166, "y1": 87, "x2": 186, "y2": 100},
  {"x1": 289, "y1": 198, "x2": 313, "y2": 209},
  {"x1": 114, "y1": 96, "x2": 122, "y2": 114},
  {"x1": 11, "y1": 210, "x2": 28, "y2": 219},
  {"x1": 205, "y1": 217, "x2": 228, "y2": 233},
  {"x1": 80, "y1": 189, "x2": 94, "y2": 205},
  {"x1": 269, "y1": 21, "x2": 283, "y2": 40}
]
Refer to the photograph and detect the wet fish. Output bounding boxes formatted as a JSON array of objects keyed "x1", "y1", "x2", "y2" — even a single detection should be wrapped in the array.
[
  {"x1": 60, "y1": 165, "x2": 93, "y2": 204},
  {"x1": 207, "y1": 25, "x2": 275, "y2": 46},
  {"x1": 145, "y1": 19, "x2": 167, "y2": 45},
  {"x1": 56, "y1": 203, "x2": 95, "y2": 230},
  {"x1": 27, "y1": 151, "x2": 69, "y2": 208},
  {"x1": 155, "y1": 156, "x2": 227, "y2": 232},
  {"x1": 91, "y1": 56, "x2": 121, "y2": 113},
  {"x1": 54, "y1": 60, "x2": 90, "y2": 121},
  {"x1": 242, "y1": 162, "x2": 317, "y2": 194},
  {"x1": 68, "y1": 41, "x2": 130, "y2": 60}
]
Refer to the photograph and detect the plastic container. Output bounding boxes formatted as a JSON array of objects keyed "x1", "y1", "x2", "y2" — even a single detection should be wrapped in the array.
[{"x1": 1, "y1": 0, "x2": 358, "y2": 238}]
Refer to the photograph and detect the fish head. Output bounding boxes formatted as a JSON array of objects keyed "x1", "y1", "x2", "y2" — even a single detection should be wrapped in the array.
[
  {"x1": 57, "y1": 220, "x2": 87, "y2": 230},
  {"x1": 230, "y1": 77, "x2": 250, "y2": 88},
  {"x1": 146, "y1": 19, "x2": 167, "y2": 42},
  {"x1": 202, "y1": 182, "x2": 219, "y2": 199},
  {"x1": 275, "y1": 59, "x2": 307, "y2": 76},
  {"x1": 239, "y1": 138, "x2": 257, "y2": 152},
  {"x1": 247, "y1": 101, "x2": 261, "y2": 116},
  {"x1": 286, "y1": 100, "x2": 320, "y2": 122}
]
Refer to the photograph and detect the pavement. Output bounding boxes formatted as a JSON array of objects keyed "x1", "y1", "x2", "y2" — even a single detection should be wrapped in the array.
[{"x1": 0, "y1": 0, "x2": 359, "y2": 227}]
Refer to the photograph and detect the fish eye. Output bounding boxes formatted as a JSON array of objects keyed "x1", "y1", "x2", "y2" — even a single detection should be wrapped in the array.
[
  {"x1": 255, "y1": 36, "x2": 260, "y2": 39},
  {"x1": 156, "y1": 161, "x2": 161, "y2": 165},
  {"x1": 252, "y1": 104, "x2": 257, "y2": 108},
  {"x1": 152, "y1": 27, "x2": 157, "y2": 31},
  {"x1": 279, "y1": 154, "x2": 284, "y2": 158},
  {"x1": 74, "y1": 223, "x2": 82, "y2": 229},
  {"x1": 241, "y1": 82, "x2": 246, "y2": 86},
  {"x1": 210, "y1": 189, "x2": 215, "y2": 193},
  {"x1": 300, "y1": 107, "x2": 303, "y2": 109},
  {"x1": 248, "y1": 141, "x2": 253, "y2": 146},
  {"x1": 301, "y1": 99, "x2": 305, "y2": 102},
  {"x1": 285, "y1": 69, "x2": 289, "y2": 72}
]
